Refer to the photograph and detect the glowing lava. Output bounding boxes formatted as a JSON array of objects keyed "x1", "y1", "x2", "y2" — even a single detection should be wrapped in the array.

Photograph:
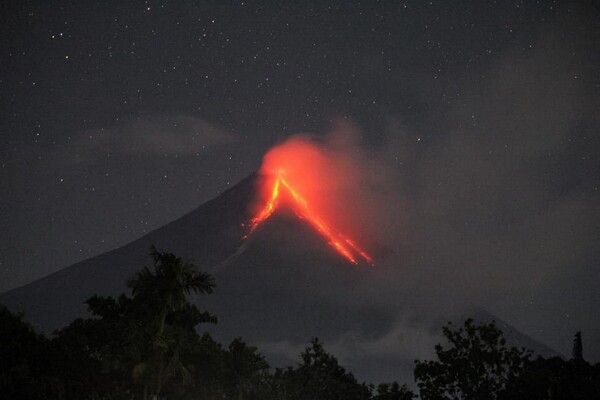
[{"x1": 244, "y1": 171, "x2": 374, "y2": 266}]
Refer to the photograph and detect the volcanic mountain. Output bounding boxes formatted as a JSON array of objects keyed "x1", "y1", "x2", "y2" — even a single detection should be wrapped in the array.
[
  {"x1": 0, "y1": 173, "x2": 258, "y2": 329},
  {"x1": 0, "y1": 172, "x2": 560, "y2": 383}
]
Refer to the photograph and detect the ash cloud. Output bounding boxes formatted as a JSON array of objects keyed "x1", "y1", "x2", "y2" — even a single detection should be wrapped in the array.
[{"x1": 284, "y1": 10, "x2": 600, "y2": 363}]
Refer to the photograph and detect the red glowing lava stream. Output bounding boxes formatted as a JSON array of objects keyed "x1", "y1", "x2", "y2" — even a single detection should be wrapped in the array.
[{"x1": 243, "y1": 172, "x2": 374, "y2": 266}]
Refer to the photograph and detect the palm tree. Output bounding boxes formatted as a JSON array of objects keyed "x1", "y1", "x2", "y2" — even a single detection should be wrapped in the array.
[{"x1": 127, "y1": 246, "x2": 215, "y2": 400}]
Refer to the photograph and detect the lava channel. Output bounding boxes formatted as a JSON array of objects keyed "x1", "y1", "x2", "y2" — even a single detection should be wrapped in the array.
[{"x1": 243, "y1": 172, "x2": 374, "y2": 266}]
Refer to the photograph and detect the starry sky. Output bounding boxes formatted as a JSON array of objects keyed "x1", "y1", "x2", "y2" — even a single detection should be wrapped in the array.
[{"x1": 1, "y1": 1, "x2": 599, "y2": 358}]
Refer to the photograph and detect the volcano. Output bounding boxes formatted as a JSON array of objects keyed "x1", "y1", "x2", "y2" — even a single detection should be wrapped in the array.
[{"x1": 0, "y1": 173, "x2": 560, "y2": 384}]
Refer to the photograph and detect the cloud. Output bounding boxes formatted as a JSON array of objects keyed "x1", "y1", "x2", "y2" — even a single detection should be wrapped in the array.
[
  {"x1": 68, "y1": 115, "x2": 239, "y2": 161},
  {"x1": 362, "y1": 14, "x2": 600, "y2": 359},
  {"x1": 253, "y1": 319, "x2": 441, "y2": 385},
  {"x1": 327, "y1": 319, "x2": 440, "y2": 364}
]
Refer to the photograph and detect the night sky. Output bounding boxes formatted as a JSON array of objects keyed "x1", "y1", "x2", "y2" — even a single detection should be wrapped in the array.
[{"x1": 1, "y1": 1, "x2": 599, "y2": 359}]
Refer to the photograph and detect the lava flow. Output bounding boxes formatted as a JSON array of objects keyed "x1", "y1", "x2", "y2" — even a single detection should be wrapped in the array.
[{"x1": 243, "y1": 171, "x2": 374, "y2": 266}]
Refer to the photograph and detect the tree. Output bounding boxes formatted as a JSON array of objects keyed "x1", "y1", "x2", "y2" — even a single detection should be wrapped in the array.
[
  {"x1": 282, "y1": 338, "x2": 372, "y2": 400},
  {"x1": 128, "y1": 246, "x2": 215, "y2": 343},
  {"x1": 225, "y1": 338, "x2": 269, "y2": 400},
  {"x1": 19, "y1": 247, "x2": 219, "y2": 399},
  {"x1": 502, "y1": 332, "x2": 600, "y2": 400},
  {"x1": 126, "y1": 246, "x2": 216, "y2": 400},
  {"x1": 373, "y1": 382, "x2": 415, "y2": 400},
  {"x1": 51, "y1": 306, "x2": 130, "y2": 400},
  {"x1": 0, "y1": 305, "x2": 60, "y2": 399},
  {"x1": 572, "y1": 331, "x2": 583, "y2": 370},
  {"x1": 414, "y1": 319, "x2": 529, "y2": 400},
  {"x1": 180, "y1": 332, "x2": 230, "y2": 399}
]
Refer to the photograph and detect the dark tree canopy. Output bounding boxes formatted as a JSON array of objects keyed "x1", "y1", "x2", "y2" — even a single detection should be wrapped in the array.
[
  {"x1": 414, "y1": 318, "x2": 530, "y2": 400},
  {"x1": 280, "y1": 338, "x2": 373, "y2": 400},
  {"x1": 373, "y1": 382, "x2": 415, "y2": 400}
]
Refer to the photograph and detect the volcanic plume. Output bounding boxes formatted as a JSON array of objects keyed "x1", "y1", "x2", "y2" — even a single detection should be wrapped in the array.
[{"x1": 243, "y1": 135, "x2": 374, "y2": 266}]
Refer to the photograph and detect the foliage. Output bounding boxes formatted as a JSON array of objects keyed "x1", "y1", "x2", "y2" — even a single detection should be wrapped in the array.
[
  {"x1": 225, "y1": 338, "x2": 270, "y2": 399},
  {"x1": 373, "y1": 382, "x2": 415, "y2": 400},
  {"x1": 414, "y1": 318, "x2": 530, "y2": 400},
  {"x1": 280, "y1": 338, "x2": 373, "y2": 400},
  {"x1": 45, "y1": 246, "x2": 217, "y2": 399},
  {"x1": 0, "y1": 305, "x2": 61, "y2": 399},
  {"x1": 124, "y1": 246, "x2": 217, "y2": 399},
  {"x1": 502, "y1": 354, "x2": 600, "y2": 399}
]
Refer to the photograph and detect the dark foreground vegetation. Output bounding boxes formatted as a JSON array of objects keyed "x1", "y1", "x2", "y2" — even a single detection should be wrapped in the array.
[{"x1": 1, "y1": 247, "x2": 599, "y2": 399}]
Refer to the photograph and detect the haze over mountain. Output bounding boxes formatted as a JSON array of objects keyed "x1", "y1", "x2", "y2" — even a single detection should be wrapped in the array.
[{"x1": 0, "y1": 172, "x2": 561, "y2": 383}]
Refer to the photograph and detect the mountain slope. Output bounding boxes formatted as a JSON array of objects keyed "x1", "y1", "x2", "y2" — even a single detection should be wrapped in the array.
[
  {"x1": 0, "y1": 173, "x2": 258, "y2": 331},
  {"x1": 204, "y1": 210, "x2": 394, "y2": 343}
]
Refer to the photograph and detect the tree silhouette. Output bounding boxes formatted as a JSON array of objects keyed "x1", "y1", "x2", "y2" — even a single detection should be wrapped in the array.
[
  {"x1": 414, "y1": 318, "x2": 530, "y2": 400},
  {"x1": 127, "y1": 246, "x2": 216, "y2": 400},
  {"x1": 226, "y1": 338, "x2": 269, "y2": 400},
  {"x1": 128, "y1": 246, "x2": 215, "y2": 342},
  {"x1": 373, "y1": 382, "x2": 415, "y2": 400},
  {"x1": 572, "y1": 331, "x2": 583, "y2": 370},
  {"x1": 283, "y1": 338, "x2": 372, "y2": 400},
  {"x1": 0, "y1": 305, "x2": 58, "y2": 399}
]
